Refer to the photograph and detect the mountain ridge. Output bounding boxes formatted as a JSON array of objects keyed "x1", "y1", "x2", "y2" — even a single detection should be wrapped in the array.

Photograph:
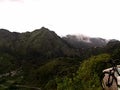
[
  {"x1": 62, "y1": 34, "x2": 108, "y2": 48},
  {"x1": 0, "y1": 27, "x2": 78, "y2": 58},
  {"x1": 0, "y1": 27, "x2": 109, "y2": 48}
]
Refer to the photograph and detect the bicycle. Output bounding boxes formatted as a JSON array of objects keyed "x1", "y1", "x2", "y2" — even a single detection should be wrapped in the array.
[{"x1": 101, "y1": 59, "x2": 120, "y2": 90}]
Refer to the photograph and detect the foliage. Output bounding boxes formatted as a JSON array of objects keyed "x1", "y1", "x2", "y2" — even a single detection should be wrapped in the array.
[
  {"x1": 0, "y1": 53, "x2": 16, "y2": 74},
  {"x1": 0, "y1": 28, "x2": 120, "y2": 90},
  {"x1": 56, "y1": 54, "x2": 111, "y2": 90},
  {"x1": 21, "y1": 57, "x2": 81, "y2": 89}
]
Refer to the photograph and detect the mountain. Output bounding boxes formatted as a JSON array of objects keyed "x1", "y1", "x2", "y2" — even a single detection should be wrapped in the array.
[
  {"x1": 1, "y1": 27, "x2": 120, "y2": 90},
  {"x1": 20, "y1": 27, "x2": 76, "y2": 58},
  {"x1": 0, "y1": 29, "x2": 20, "y2": 53},
  {"x1": 62, "y1": 34, "x2": 108, "y2": 48},
  {"x1": 0, "y1": 27, "x2": 109, "y2": 60},
  {"x1": 0, "y1": 27, "x2": 81, "y2": 89},
  {"x1": 0, "y1": 27, "x2": 78, "y2": 59}
]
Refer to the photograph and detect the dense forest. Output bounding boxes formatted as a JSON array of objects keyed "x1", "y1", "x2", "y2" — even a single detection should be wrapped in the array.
[{"x1": 0, "y1": 27, "x2": 120, "y2": 90}]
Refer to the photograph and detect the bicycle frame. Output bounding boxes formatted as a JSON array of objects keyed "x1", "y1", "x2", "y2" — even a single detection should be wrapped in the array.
[{"x1": 101, "y1": 59, "x2": 120, "y2": 90}]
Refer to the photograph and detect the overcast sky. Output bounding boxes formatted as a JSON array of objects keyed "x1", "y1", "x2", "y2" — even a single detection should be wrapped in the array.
[{"x1": 0, "y1": 0, "x2": 120, "y2": 40}]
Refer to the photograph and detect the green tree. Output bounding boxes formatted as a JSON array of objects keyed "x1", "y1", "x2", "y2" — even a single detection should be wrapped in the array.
[{"x1": 56, "y1": 54, "x2": 111, "y2": 90}]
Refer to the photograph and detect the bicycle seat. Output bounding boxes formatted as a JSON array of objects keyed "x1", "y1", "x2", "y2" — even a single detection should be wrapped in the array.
[{"x1": 103, "y1": 68, "x2": 112, "y2": 73}]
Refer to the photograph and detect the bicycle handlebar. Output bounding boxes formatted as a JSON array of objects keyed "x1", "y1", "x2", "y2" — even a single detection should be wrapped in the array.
[{"x1": 106, "y1": 59, "x2": 120, "y2": 67}]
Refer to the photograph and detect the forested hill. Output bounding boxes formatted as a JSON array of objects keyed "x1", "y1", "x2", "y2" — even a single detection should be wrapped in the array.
[
  {"x1": 0, "y1": 27, "x2": 77, "y2": 58},
  {"x1": 0, "y1": 27, "x2": 108, "y2": 59},
  {"x1": 0, "y1": 27, "x2": 120, "y2": 90}
]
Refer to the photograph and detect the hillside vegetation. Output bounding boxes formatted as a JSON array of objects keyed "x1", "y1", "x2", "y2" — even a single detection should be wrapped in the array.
[{"x1": 0, "y1": 27, "x2": 120, "y2": 90}]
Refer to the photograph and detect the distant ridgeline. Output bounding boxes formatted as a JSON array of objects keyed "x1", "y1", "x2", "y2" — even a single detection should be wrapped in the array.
[
  {"x1": 0, "y1": 27, "x2": 120, "y2": 90},
  {"x1": 62, "y1": 34, "x2": 108, "y2": 48},
  {"x1": 0, "y1": 27, "x2": 110, "y2": 58}
]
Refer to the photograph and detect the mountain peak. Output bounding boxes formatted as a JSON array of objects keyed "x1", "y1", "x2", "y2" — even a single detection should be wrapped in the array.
[
  {"x1": 0, "y1": 28, "x2": 10, "y2": 33},
  {"x1": 32, "y1": 27, "x2": 53, "y2": 34},
  {"x1": 41, "y1": 27, "x2": 49, "y2": 30}
]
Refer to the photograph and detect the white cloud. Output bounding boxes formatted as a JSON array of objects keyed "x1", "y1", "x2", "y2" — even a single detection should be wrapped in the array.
[{"x1": 0, "y1": 0, "x2": 120, "y2": 40}]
